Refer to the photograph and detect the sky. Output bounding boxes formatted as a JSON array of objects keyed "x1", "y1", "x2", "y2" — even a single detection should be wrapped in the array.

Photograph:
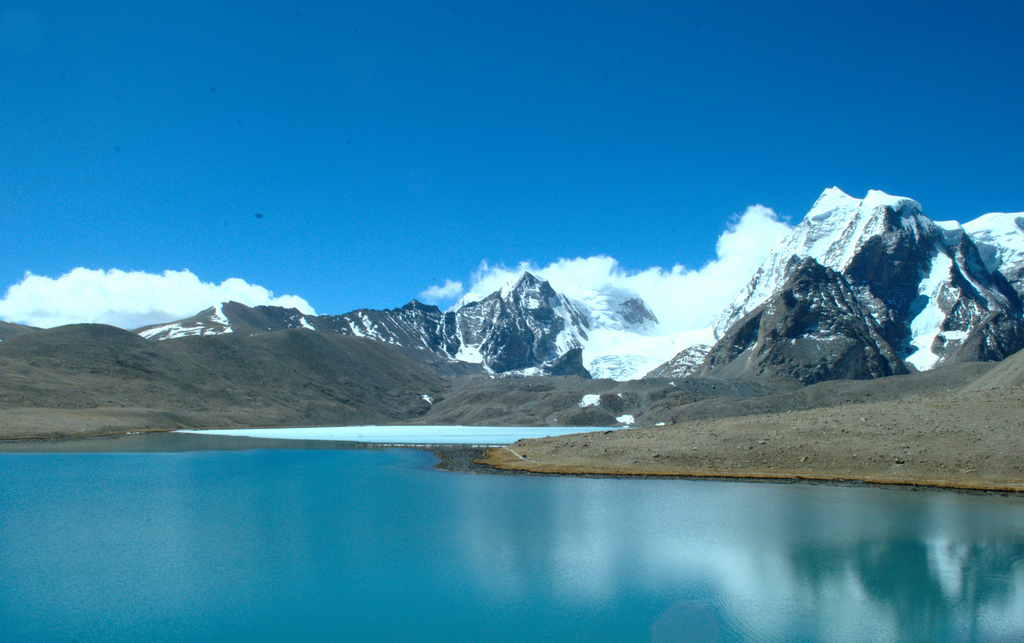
[{"x1": 2, "y1": 1, "x2": 1023, "y2": 330}]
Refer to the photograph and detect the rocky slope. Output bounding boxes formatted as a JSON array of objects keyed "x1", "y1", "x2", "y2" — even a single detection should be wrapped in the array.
[
  {"x1": 644, "y1": 344, "x2": 711, "y2": 379},
  {"x1": 481, "y1": 382, "x2": 1024, "y2": 491},
  {"x1": 696, "y1": 257, "x2": 907, "y2": 384}
]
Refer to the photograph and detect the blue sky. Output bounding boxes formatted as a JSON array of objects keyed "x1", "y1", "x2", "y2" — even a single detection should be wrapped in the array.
[{"x1": 2, "y1": 1, "x2": 1023, "y2": 328}]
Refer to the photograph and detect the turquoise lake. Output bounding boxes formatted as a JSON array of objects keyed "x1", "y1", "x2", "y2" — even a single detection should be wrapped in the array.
[{"x1": 3, "y1": 439, "x2": 1024, "y2": 642}]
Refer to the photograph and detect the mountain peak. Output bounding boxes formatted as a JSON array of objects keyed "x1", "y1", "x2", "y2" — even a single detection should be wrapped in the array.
[
  {"x1": 861, "y1": 189, "x2": 922, "y2": 215},
  {"x1": 714, "y1": 188, "x2": 941, "y2": 337},
  {"x1": 809, "y1": 186, "x2": 857, "y2": 216},
  {"x1": 806, "y1": 187, "x2": 921, "y2": 226},
  {"x1": 501, "y1": 271, "x2": 546, "y2": 297}
]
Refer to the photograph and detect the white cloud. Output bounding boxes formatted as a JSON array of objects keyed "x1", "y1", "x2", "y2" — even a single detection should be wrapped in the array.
[
  {"x1": 0, "y1": 268, "x2": 315, "y2": 329},
  {"x1": 419, "y1": 278, "x2": 464, "y2": 303},
  {"x1": 457, "y1": 205, "x2": 793, "y2": 334}
]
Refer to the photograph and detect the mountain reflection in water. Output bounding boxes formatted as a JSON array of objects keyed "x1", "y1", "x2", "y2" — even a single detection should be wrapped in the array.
[
  {"x1": 451, "y1": 468, "x2": 1024, "y2": 642},
  {"x1": 2, "y1": 448, "x2": 1023, "y2": 642}
]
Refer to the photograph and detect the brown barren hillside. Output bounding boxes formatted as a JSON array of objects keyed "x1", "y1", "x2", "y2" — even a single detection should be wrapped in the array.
[
  {"x1": 0, "y1": 324, "x2": 447, "y2": 439},
  {"x1": 480, "y1": 350, "x2": 1024, "y2": 491}
]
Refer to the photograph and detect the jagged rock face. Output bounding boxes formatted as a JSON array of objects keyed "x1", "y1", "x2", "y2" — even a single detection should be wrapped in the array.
[
  {"x1": 316, "y1": 301, "x2": 462, "y2": 357},
  {"x1": 714, "y1": 190, "x2": 946, "y2": 338},
  {"x1": 696, "y1": 257, "x2": 907, "y2": 385},
  {"x1": 644, "y1": 344, "x2": 710, "y2": 379},
  {"x1": 952, "y1": 311, "x2": 1024, "y2": 363},
  {"x1": 617, "y1": 298, "x2": 659, "y2": 327},
  {"x1": 712, "y1": 188, "x2": 1024, "y2": 373},
  {"x1": 448, "y1": 273, "x2": 590, "y2": 373},
  {"x1": 712, "y1": 188, "x2": 928, "y2": 336},
  {"x1": 319, "y1": 273, "x2": 595, "y2": 376},
  {"x1": 137, "y1": 273, "x2": 599, "y2": 377},
  {"x1": 455, "y1": 273, "x2": 590, "y2": 372}
]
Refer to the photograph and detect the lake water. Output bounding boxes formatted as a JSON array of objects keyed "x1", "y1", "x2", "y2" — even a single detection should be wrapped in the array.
[{"x1": 3, "y1": 435, "x2": 1024, "y2": 642}]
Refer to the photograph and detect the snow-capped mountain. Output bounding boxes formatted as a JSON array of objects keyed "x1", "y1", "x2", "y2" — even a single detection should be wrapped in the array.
[
  {"x1": 327, "y1": 272, "x2": 593, "y2": 376},
  {"x1": 135, "y1": 273, "x2": 675, "y2": 380},
  {"x1": 135, "y1": 187, "x2": 1024, "y2": 386},
  {"x1": 342, "y1": 272, "x2": 678, "y2": 379},
  {"x1": 455, "y1": 272, "x2": 592, "y2": 373},
  {"x1": 696, "y1": 187, "x2": 1024, "y2": 379}
]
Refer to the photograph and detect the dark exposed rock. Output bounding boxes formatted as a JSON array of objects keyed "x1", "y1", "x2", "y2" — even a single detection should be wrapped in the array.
[
  {"x1": 538, "y1": 348, "x2": 591, "y2": 378},
  {"x1": 695, "y1": 257, "x2": 907, "y2": 385},
  {"x1": 951, "y1": 311, "x2": 1024, "y2": 363},
  {"x1": 617, "y1": 297, "x2": 659, "y2": 326},
  {"x1": 316, "y1": 300, "x2": 463, "y2": 358}
]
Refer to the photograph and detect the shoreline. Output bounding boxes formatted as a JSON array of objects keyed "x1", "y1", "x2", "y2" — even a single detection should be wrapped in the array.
[
  {"x1": 5, "y1": 407, "x2": 1024, "y2": 495},
  {"x1": 468, "y1": 445, "x2": 1024, "y2": 494},
  {"x1": 463, "y1": 386, "x2": 1024, "y2": 494}
]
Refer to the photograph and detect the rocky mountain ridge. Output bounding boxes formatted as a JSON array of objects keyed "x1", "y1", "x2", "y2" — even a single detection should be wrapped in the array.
[
  {"x1": 696, "y1": 256, "x2": 908, "y2": 384},
  {"x1": 134, "y1": 273, "x2": 661, "y2": 379},
  {"x1": 668, "y1": 188, "x2": 1024, "y2": 383}
]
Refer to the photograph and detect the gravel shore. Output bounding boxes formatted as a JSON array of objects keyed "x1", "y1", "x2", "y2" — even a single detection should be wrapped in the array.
[{"x1": 477, "y1": 386, "x2": 1024, "y2": 492}]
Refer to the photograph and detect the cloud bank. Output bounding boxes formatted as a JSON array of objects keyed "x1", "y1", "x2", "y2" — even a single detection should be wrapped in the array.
[
  {"x1": 0, "y1": 268, "x2": 315, "y2": 329},
  {"x1": 443, "y1": 205, "x2": 793, "y2": 335},
  {"x1": 419, "y1": 278, "x2": 464, "y2": 303}
]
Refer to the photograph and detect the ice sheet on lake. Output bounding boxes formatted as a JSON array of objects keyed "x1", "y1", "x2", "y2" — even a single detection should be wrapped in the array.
[{"x1": 176, "y1": 425, "x2": 616, "y2": 446}]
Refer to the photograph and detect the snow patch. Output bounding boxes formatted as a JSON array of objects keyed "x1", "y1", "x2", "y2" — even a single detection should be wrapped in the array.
[
  {"x1": 138, "y1": 323, "x2": 204, "y2": 340},
  {"x1": 579, "y1": 394, "x2": 601, "y2": 407},
  {"x1": 210, "y1": 303, "x2": 229, "y2": 326},
  {"x1": 907, "y1": 252, "x2": 953, "y2": 371},
  {"x1": 454, "y1": 342, "x2": 483, "y2": 364},
  {"x1": 616, "y1": 414, "x2": 635, "y2": 426}
]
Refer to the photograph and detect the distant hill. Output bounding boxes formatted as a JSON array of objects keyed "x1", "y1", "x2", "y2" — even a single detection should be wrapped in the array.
[
  {"x1": 0, "y1": 321, "x2": 38, "y2": 340},
  {"x1": 0, "y1": 324, "x2": 447, "y2": 438}
]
